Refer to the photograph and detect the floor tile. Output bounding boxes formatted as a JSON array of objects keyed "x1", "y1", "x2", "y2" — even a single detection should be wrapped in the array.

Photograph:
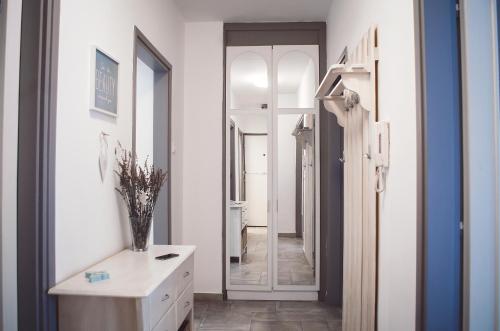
[
  {"x1": 230, "y1": 227, "x2": 315, "y2": 286},
  {"x1": 200, "y1": 311, "x2": 252, "y2": 330},
  {"x1": 278, "y1": 301, "x2": 342, "y2": 318},
  {"x1": 194, "y1": 301, "x2": 209, "y2": 319},
  {"x1": 231, "y1": 300, "x2": 277, "y2": 313},
  {"x1": 205, "y1": 300, "x2": 232, "y2": 313},
  {"x1": 301, "y1": 321, "x2": 330, "y2": 330},
  {"x1": 327, "y1": 320, "x2": 342, "y2": 331},
  {"x1": 253, "y1": 311, "x2": 339, "y2": 323},
  {"x1": 250, "y1": 321, "x2": 302, "y2": 331},
  {"x1": 194, "y1": 299, "x2": 341, "y2": 331}
]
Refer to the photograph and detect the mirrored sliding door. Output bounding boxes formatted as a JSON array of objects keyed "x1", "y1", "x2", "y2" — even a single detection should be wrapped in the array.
[
  {"x1": 226, "y1": 47, "x2": 273, "y2": 291},
  {"x1": 225, "y1": 45, "x2": 319, "y2": 294},
  {"x1": 272, "y1": 45, "x2": 320, "y2": 291}
]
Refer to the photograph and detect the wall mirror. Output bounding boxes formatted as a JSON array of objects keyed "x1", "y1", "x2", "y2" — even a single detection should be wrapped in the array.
[
  {"x1": 228, "y1": 113, "x2": 270, "y2": 287},
  {"x1": 276, "y1": 113, "x2": 316, "y2": 286},
  {"x1": 226, "y1": 45, "x2": 319, "y2": 296},
  {"x1": 230, "y1": 51, "x2": 270, "y2": 110}
]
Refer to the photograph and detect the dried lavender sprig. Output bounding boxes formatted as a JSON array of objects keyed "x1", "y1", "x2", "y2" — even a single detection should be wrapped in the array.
[{"x1": 114, "y1": 143, "x2": 168, "y2": 219}]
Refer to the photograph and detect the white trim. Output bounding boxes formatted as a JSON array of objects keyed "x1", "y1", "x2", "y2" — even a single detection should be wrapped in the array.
[
  {"x1": 228, "y1": 109, "x2": 269, "y2": 113},
  {"x1": 276, "y1": 108, "x2": 316, "y2": 114},
  {"x1": 225, "y1": 46, "x2": 273, "y2": 292},
  {"x1": 272, "y1": 45, "x2": 320, "y2": 292},
  {"x1": 490, "y1": 0, "x2": 500, "y2": 328},
  {"x1": 227, "y1": 290, "x2": 318, "y2": 301}
]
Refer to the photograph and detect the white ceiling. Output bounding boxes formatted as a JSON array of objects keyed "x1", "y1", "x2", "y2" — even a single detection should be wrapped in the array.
[{"x1": 174, "y1": 0, "x2": 332, "y2": 22}]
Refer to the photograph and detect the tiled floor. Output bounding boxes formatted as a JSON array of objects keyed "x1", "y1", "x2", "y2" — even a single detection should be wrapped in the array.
[
  {"x1": 194, "y1": 300, "x2": 342, "y2": 331},
  {"x1": 230, "y1": 227, "x2": 268, "y2": 285},
  {"x1": 230, "y1": 228, "x2": 315, "y2": 286},
  {"x1": 277, "y1": 236, "x2": 315, "y2": 286}
]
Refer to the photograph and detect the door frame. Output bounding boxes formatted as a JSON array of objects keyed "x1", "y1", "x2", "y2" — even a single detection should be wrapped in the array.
[
  {"x1": 415, "y1": 0, "x2": 464, "y2": 329},
  {"x1": 17, "y1": 0, "x2": 60, "y2": 329},
  {"x1": 132, "y1": 26, "x2": 173, "y2": 244},
  {"x1": 460, "y1": 0, "x2": 500, "y2": 328}
]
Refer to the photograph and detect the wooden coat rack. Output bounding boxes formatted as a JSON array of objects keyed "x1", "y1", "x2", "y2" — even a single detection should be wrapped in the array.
[{"x1": 316, "y1": 26, "x2": 388, "y2": 331}]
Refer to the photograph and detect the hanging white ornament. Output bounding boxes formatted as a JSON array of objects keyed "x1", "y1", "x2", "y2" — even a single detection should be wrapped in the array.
[{"x1": 99, "y1": 131, "x2": 109, "y2": 182}]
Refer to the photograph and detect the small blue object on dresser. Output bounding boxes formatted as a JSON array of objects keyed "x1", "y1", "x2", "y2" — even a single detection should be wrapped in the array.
[{"x1": 85, "y1": 271, "x2": 110, "y2": 283}]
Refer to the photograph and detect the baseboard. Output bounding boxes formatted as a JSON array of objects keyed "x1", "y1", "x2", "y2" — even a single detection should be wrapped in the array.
[
  {"x1": 194, "y1": 293, "x2": 224, "y2": 301},
  {"x1": 227, "y1": 290, "x2": 318, "y2": 301},
  {"x1": 278, "y1": 233, "x2": 297, "y2": 238}
]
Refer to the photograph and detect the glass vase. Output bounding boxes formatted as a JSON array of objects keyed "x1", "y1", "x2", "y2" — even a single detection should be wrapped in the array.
[{"x1": 128, "y1": 216, "x2": 152, "y2": 252}]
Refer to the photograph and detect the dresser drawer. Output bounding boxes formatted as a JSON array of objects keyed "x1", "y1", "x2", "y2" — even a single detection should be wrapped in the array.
[
  {"x1": 176, "y1": 255, "x2": 194, "y2": 297},
  {"x1": 149, "y1": 274, "x2": 176, "y2": 328},
  {"x1": 176, "y1": 282, "x2": 193, "y2": 330},
  {"x1": 152, "y1": 304, "x2": 176, "y2": 331}
]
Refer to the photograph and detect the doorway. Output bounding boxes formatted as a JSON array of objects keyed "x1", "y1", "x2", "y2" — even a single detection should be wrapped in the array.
[
  {"x1": 133, "y1": 27, "x2": 172, "y2": 244},
  {"x1": 225, "y1": 44, "x2": 320, "y2": 300}
]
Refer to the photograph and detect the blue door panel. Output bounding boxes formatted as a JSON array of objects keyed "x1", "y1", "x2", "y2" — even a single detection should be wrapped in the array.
[{"x1": 423, "y1": 0, "x2": 462, "y2": 330}]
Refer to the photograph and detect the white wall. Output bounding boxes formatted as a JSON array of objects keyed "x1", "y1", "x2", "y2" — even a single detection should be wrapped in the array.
[
  {"x1": 297, "y1": 59, "x2": 315, "y2": 108},
  {"x1": 277, "y1": 114, "x2": 300, "y2": 234},
  {"x1": 278, "y1": 93, "x2": 298, "y2": 108},
  {"x1": 135, "y1": 58, "x2": 155, "y2": 243},
  {"x1": 233, "y1": 124, "x2": 241, "y2": 200},
  {"x1": 0, "y1": 0, "x2": 21, "y2": 328},
  {"x1": 55, "y1": 0, "x2": 185, "y2": 282},
  {"x1": 182, "y1": 21, "x2": 224, "y2": 294},
  {"x1": 327, "y1": 1, "x2": 417, "y2": 330},
  {"x1": 135, "y1": 58, "x2": 154, "y2": 165}
]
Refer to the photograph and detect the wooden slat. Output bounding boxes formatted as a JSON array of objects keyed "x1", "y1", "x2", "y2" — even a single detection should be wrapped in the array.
[{"x1": 362, "y1": 25, "x2": 378, "y2": 331}]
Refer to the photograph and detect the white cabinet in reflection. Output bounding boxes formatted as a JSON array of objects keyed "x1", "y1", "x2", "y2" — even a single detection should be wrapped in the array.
[{"x1": 230, "y1": 201, "x2": 248, "y2": 263}]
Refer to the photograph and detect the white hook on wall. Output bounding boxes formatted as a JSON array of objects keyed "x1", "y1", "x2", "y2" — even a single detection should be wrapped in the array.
[
  {"x1": 376, "y1": 167, "x2": 385, "y2": 193},
  {"x1": 99, "y1": 131, "x2": 110, "y2": 182}
]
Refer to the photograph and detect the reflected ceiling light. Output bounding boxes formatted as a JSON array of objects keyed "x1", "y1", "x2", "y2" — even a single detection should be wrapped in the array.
[{"x1": 250, "y1": 75, "x2": 268, "y2": 88}]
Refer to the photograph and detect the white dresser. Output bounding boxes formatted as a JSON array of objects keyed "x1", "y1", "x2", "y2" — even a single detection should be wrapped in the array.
[{"x1": 49, "y1": 245, "x2": 196, "y2": 331}]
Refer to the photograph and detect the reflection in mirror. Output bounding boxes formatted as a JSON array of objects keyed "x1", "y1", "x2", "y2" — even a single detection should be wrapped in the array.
[
  {"x1": 230, "y1": 52, "x2": 269, "y2": 110},
  {"x1": 229, "y1": 114, "x2": 268, "y2": 286},
  {"x1": 277, "y1": 52, "x2": 315, "y2": 109},
  {"x1": 277, "y1": 114, "x2": 316, "y2": 286}
]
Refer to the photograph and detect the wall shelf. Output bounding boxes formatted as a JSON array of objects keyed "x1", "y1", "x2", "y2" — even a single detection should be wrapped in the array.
[{"x1": 315, "y1": 29, "x2": 378, "y2": 129}]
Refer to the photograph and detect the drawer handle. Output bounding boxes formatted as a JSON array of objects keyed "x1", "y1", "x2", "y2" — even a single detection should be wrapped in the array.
[
  {"x1": 183, "y1": 271, "x2": 190, "y2": 278},
  {"x1": 184, "y1": 301, "x2": 191, "y2": 308},
  {"x1": 161, "y1": 294, "x2": 170, "y2": 302}
]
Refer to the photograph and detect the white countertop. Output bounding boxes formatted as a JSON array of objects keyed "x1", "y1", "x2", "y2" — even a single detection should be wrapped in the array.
[
  {"x1": 48, "y1": 245, "x2": 196, "y2": 298},
  {"x1": 230, "y1": 201, "x2": 247, "y2": 208}
]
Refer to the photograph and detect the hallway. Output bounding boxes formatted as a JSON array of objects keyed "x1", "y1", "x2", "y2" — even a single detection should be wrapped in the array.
[
  {"x1": 5, "y1": 0, "x2": 496, "y2": 329},
  {"x1": 194, "y1": 299, "x2": 342, "y2": 331}
]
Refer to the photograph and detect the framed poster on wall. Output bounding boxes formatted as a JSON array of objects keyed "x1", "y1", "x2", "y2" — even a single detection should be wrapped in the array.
[{"x1": 90, "y1": 47, "x2": 119, "y2": 117}]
